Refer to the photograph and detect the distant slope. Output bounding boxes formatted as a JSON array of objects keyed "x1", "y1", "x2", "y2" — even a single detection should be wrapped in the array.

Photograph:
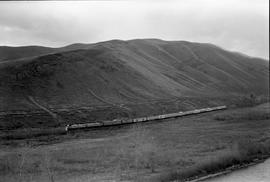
[
  {"x1": 0, "y1": 46, "x2": 55, "y2": 62},
  {"x1": 0, "y1": 39, "x2": 269, "y2": 111},
  {"x1": 0, "y1": 43, "x2": 92, "y2": 63}
]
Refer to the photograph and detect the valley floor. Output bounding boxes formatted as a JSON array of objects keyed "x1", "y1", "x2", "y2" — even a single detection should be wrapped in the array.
[{"x1": 0, "y1": 103, "x2": 269, "y2": 182}]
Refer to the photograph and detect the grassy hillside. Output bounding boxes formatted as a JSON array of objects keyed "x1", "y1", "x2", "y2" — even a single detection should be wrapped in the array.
[
  {"x1": 0, "y1": 46, "x2": 54, "y2": 62},
  {"x1": 0, "y1": 39, "x2": 269, "y2": 111},
  {"x1": 0, "y1": 43, "x2": 95, "y2": 63}
]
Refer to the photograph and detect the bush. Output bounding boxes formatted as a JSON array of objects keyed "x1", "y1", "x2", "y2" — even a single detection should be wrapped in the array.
[{"x1": 235, "y1": 94, "x2": 269, "y2": 107}]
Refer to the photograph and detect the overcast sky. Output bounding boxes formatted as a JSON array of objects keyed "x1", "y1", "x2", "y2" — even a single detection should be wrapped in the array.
[{"x1": 0, "y1": 0, "x2": 268, "y2": 59}]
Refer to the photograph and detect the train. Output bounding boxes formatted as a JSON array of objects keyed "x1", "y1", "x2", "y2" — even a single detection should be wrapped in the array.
[{"x1": 65, "y1": 105, "x2": 227, "y2": 131}]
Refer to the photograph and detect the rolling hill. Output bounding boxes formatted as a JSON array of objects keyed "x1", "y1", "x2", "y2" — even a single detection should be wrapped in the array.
[
  {"x1": 0, "y1": 39, "x2": 269, "y2": 111},
  {"x1": 0, "y1": 43, "x2": 92, "y2": 63}
]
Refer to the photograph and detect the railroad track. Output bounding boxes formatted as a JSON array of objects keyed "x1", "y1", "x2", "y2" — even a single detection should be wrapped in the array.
[{"x1": 66, "y1": 106, "x2": 227, "y2": 131}]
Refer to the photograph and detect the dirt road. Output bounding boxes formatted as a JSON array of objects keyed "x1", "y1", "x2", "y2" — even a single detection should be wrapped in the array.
[{"x1": 204, "y1": 158, "x2": 270, "y2": 182}]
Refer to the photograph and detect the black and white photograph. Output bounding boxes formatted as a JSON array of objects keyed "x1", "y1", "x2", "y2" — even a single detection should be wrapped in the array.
[{"x1": 0, "y1": 0, "x2": 269, "y2": 181}]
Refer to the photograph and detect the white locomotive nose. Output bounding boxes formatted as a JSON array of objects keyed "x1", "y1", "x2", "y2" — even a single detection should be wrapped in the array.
[{"x1": 65, "y1": 124, "x2": 70, "y2": 131}]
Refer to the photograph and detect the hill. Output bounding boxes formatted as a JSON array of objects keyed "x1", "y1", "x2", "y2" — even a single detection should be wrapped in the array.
[
  {"x1": 0, "y1": 39, "x2": 269, "y2": 112},
  {"x1": 0, "y1": 45, "x2": 55, "y2": 63},
  {"x1": 0, "y1": 43, "x2": 93, "y2": 63}
]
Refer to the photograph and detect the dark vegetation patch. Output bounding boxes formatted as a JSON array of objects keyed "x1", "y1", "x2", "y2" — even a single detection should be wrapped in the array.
[
  {"x1": 0, "y1": 128, "x2": 66, "y2": 140},
  {"x1": 214, "y1": 110, "x2": 270, "y2": 121}
]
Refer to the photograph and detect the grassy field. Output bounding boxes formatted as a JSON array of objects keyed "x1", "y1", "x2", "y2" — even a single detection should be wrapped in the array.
[{"x1": 0, "y1": 103, "x2": 269, "y2": 182}]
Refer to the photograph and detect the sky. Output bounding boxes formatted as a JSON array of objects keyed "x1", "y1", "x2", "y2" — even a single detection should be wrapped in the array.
[{"x1": 0, "y1": 0, "x2": 268, "y2": 59}]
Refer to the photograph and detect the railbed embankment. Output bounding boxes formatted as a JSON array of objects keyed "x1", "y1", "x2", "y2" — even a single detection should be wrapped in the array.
[{"x1": 66, "y1": 106, "x2": 227, "y2": 131}]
